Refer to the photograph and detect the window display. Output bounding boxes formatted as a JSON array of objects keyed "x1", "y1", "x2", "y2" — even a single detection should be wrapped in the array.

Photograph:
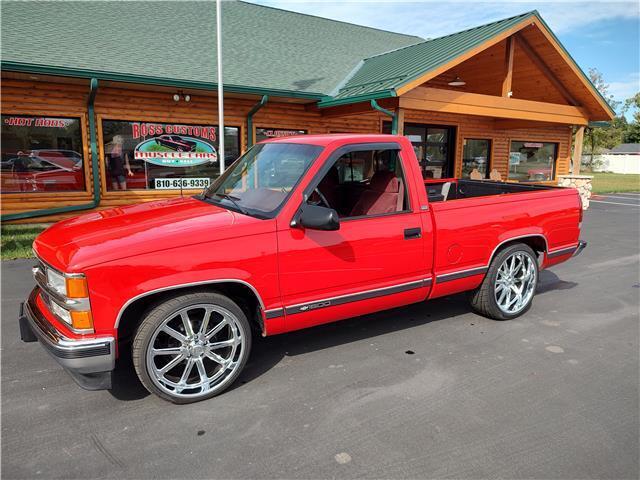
[
  {"x1": 101, "y1": 120, "x2": 240, "y2": 190},
  {"x1": 508, "y1": 141, "x2": 558, "y2": 182},
  {"x1": 1, "y1": 115, "x2": 85, "y2": 192},
  {"x1": 462, "y1": 139, "x2": 491, "y2": 178}
]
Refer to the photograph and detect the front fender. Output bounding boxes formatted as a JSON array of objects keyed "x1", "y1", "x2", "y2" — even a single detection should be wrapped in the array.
[{"x1": 85, "y1": 232, "x2": 279, "y2": 337}]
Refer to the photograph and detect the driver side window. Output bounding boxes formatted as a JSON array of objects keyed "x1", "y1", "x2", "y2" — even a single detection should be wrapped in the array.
[{"x1": 308, "y1": 148, "x2": 410, "y2": 219}]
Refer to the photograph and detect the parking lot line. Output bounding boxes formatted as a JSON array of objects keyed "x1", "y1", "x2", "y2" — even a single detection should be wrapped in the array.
[
  {"x1": 590, "y1": 199, "x2": 640, "y2": 207},
  {"x1": 601, "y1": 195, "x2": 640, "y2": 201}
]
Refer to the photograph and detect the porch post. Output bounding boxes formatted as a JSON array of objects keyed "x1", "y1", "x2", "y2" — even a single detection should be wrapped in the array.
[
  {"x1": 572, "y1": 126, "x2": 585, "y2": 175},
  {"x1": 501, "y1": 36, "x2": 514, "y2": 97}
]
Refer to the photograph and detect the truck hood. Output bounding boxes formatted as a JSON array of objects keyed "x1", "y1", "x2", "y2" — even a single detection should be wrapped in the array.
[{"x1": 34, "y1": 197, "x2": 271, "y2": 271}]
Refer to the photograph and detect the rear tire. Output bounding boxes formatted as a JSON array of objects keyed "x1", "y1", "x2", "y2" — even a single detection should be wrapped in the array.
[
  {"x1": 469, "y1": 243, "x2": 538, "y2": 320},
  {"x1": 132, "y1": 291, "x2": 252, "y2": 404}
]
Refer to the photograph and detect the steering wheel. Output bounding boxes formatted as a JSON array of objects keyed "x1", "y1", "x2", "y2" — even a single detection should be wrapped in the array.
[{"x1": 313, "y1": 187, "x2": 331, "y2": 209}]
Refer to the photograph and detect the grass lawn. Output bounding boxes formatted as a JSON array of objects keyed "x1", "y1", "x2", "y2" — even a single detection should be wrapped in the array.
[
  {"x1": 586, "y1": 172, "x2": 640, "y2": 194},
  {"x1": 1, "y1": 224, "x2": 48, "y2": 260}
]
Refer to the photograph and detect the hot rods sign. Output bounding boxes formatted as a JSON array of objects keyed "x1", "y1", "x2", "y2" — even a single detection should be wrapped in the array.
[{"x1": 131, "y1": 122, "x2": 218, "y2": 168}]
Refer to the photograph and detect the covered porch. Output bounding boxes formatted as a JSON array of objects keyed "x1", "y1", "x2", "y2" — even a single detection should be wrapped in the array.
[{"x1": 313, "y1": 14, "x2": 613, "y2": 184}]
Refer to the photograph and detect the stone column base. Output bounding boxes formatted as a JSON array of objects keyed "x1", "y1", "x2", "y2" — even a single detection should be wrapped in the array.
[{"x1": 558, "y1": 175, "x2": 593, "y2": 209}]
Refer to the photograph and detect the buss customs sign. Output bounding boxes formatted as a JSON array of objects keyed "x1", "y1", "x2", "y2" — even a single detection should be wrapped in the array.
[{"x1": 132, "y1": 122, "x2": 218, "y2": 168}]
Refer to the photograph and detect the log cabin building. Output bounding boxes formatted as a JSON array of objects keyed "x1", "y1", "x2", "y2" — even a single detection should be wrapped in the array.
[{"x1": 0, "y1": 1, "x2": 614, "y2": 222}]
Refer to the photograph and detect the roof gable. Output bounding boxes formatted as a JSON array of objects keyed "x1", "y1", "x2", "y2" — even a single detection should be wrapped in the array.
[
  {"x1": 321, "y1": 11, "x2": 614, "y2": 120},
  {"x1": 324, "y1": 11, "x2": 535, "y2": 104}
]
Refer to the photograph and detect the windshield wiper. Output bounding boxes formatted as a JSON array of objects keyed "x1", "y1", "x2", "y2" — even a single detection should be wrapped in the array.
[{"x1": 212, "y1": 192, "x2": 249, "y2": 215}]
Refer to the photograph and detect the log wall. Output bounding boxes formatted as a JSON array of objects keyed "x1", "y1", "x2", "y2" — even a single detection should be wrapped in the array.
[{"x1": 1, "y1": 76, "x2": 572, "y2": 222}]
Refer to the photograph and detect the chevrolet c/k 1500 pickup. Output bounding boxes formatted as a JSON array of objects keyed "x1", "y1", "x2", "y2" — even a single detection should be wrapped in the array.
[{"x1": 19, "y1": 134, "x2": 586, "y2": 403}]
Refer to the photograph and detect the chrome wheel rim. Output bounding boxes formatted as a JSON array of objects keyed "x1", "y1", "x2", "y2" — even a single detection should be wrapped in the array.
[
  {"x1": 494, "y1": 251, "x2": 537, "y2": 315},
  {"x1": 146, "y1": 304, "x2": 245, "y2": 398}
]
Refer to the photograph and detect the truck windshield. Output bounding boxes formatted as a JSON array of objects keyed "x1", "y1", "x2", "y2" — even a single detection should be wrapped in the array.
[{"x1": 202, "y1": 142, "x2": 323, "y2": 218}]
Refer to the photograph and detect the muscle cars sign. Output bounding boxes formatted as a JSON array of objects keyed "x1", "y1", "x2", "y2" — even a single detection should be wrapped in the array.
[{"x1": 131, "y1": 122, "x2": 218, "y2": 168}]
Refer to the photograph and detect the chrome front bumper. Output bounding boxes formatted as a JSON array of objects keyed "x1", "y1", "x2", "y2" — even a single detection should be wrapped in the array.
[{"x1": 19, "y1": 287, "x2": 115, "y2": 390}]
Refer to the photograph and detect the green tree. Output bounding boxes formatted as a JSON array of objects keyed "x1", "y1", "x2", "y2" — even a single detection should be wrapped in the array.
[
  {"x1": 622, "y1": 93, "x2": 640, "y2": 143},
  {"x1": 582, "y1": 68, "x2": 629, "y2": 170}
]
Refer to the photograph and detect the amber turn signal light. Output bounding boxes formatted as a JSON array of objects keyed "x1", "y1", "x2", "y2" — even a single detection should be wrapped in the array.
[
  {"x1": 65, "y1": 277, "x2": 89, "y2": 298},
  {"x1": 70, "y1": 311, "x2": 94, "y2": 331}
]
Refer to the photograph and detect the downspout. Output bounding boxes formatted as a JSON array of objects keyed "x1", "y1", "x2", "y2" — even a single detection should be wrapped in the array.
[
  {"x1": 1, "y1": 78, "x2": 101, "y2": 222},
  {"x1": 246, "y1": 95, "x2": 268, "y2": 149},
  {"x1": 371, "y1": 99, "x2": 397, "y2": 134}
]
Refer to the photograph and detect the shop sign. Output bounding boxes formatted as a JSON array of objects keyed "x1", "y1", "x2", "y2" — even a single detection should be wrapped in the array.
[
  {"x1": 3, "y1": 116, "x2": 74, "y2": 128},
  {"x1": 523, "y1": 142, "x2": 544, "y2": 148},
  {"x1": 256, "y1": 128, "x2": 305, "y2": 138},
  {"x1": 130, "y1": 122, "x2": 218, "y2": 168},
  {"x1": 134, "y1": 136, "x2": 217, "y2": 167}
]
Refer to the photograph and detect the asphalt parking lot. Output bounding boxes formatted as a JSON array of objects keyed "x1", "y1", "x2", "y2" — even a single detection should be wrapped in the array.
[{"x1": 2, "y1": 196, "x2": 639, "y2": 479}]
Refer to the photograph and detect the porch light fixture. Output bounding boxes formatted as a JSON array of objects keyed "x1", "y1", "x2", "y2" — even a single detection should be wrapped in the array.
[
  {"x1": 172, "y1": 92, "x2": 192, "y2": 102},
  {"x1": 448, "y1": 76, "x2": 466, "y2": 87}
]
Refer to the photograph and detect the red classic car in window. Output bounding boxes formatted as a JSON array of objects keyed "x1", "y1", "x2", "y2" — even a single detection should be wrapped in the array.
[
  {"x1": 154, "y1": 135, "x2": 197, "y2": 152},
  {"x1": 0, "y1": 150, "x2": 85, "y2": 192}
]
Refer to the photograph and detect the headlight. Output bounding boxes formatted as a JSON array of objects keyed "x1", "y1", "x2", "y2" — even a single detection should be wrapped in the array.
[
  {"x1": 35, "y1": 259, "x2": 94, "y2": 333},
  {"x1": 49, "y1": 299, "x2": 72, "y2": 325},
  {"x1": 46, "y1": 268, "x2": 89, "y2": 299},
  {"x1": 46, "y1": 269, "x2": 66, "y2": 296}
]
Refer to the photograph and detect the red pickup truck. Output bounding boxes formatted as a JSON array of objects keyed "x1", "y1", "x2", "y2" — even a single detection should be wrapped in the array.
[{"x1": 19, "y1": 134, "x2": 586, "y2": 403}]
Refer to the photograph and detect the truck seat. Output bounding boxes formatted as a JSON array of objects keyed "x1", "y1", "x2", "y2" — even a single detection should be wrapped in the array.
[
  {"x1": 349, "y1": 171, "x2": 403, "y2": 217},
  {"x1": 317, "y1": 166, "x2": 341, "y2": 210}
]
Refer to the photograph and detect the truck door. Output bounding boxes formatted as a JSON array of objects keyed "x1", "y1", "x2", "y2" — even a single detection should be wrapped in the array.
[{"x1": 276, "y1": 143, "x2": 433, "y2": 332}]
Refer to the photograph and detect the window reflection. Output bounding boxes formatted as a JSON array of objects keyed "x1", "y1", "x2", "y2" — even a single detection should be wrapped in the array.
[{"x1": 1, "y1": 115, "x2": 85, "y2": 192}]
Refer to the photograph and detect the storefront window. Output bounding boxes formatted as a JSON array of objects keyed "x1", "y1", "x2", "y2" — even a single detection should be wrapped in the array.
[
  {"x1": 383, "y1": 121, "x2": 455, "y2": 179},
  {"x1": 462, "y1": 139, "x2": 491, "y2": 178},
  {"x1": 1, "y1": 114, "x2": 85, "y2": 193},
  {"x1": 101, "y1": 120, "x2": 240, "y2": 191},
  {"x1": 255, "y1": 127, "x2": 306, "y2": 143},
  {"x1": 508, "y1": 141, "x2": 558, "y2": 182}
]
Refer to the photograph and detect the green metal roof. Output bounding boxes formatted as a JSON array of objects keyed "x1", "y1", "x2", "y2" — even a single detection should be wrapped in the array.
[
  {"x1": 0, "y1": 0, "x2": 422, "y2": 97},
  {"x1": 1, "y1": 2, "x2": 613, "y2": 117},
  {"x1": 319, "y1": 11, "x2": 536, "y2": 106},
  {"x1": 318, "y1": 10, "x2": 614, "y2": 118}
]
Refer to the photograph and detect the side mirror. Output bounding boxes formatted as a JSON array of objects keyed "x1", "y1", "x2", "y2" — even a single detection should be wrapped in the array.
[{"x1": 293, "y1": 204, "x2": 340, "y2": 231}]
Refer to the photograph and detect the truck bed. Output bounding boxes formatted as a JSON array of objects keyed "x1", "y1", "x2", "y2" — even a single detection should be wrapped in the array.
[
  {"x1": 423, "y1": 177, "x2": 581, "y2": 299},
  {"x1": 424, "y1": 178, "x2": 558, "y2": 203}
]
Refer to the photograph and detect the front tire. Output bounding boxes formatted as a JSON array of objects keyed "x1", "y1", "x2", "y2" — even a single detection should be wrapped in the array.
[
  {"x1": 469, "y1": 243, "x2": 538, "y2": 320},
  {"x1": 132, "y1": 291, "x2": 252, "y2": 404}
]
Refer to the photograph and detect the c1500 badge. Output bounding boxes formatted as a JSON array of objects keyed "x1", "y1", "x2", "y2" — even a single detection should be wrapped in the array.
[
  {"x1": 299, "y1": 301, "x2": 332, "y2": 311},
  {"x1": 134, "y1": 134, "x2": 217, "y2": 168}
]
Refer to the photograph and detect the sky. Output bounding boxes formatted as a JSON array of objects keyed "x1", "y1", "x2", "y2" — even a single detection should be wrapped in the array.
[{"x1": 249, "y1": 0, "x2": 640, "y2": 116}]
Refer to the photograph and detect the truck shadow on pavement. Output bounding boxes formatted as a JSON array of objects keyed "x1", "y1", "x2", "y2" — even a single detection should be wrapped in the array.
[
  {"x1": 109, "y1": 295, "x2": 470, "y2": 401},
  {"x1": 536, "y1": 269, "x2": 578, "y2": 294},
  {"x1": 109, "y1": 270, "x2": 578, "y2": 401}
]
